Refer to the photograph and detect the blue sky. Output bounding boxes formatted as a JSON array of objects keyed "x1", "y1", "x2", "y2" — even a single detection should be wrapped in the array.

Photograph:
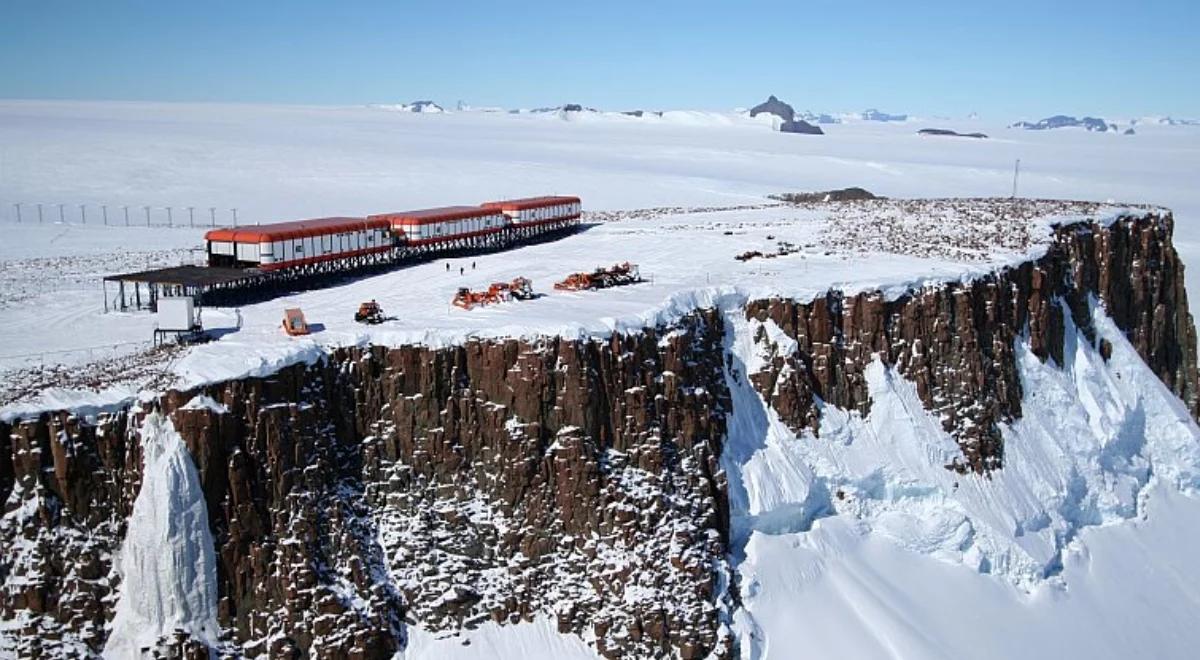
[{"x1": 2, "y1": 0, "x2": 1197, "y2": 118}]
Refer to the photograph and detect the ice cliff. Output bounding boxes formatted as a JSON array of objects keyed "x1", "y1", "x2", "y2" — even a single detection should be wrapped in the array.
[{"x1": 104, "y1": 412, "x2": 220, "y2": 658}]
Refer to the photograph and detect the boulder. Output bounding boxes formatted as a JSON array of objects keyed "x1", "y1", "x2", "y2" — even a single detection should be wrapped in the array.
[{"x1": 780, "y1": 119, "x2": 824, "y2": 134}]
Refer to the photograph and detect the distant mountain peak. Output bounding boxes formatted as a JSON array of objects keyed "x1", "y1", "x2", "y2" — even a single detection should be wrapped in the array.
[
  {"x1": 749, "y1": 95, "x2": 796, "y2": 122},
  {"x1": 1010, "y1": 115, "x2": 1115, "y2": 132},
  {"x1": 405, "y1": 100, "x2": 444, "y2": 113},
  {"x1": 861, "y1": 108, "x2": 908, "y2": 122},
  {"x1": 369, "y1": 100, "x2": 446, "y2": 114}
]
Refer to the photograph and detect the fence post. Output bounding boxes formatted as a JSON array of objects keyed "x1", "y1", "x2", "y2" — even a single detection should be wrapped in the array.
[
  {"x1": 13, "y1": 203, "x2": 20, "y2": 223},
  {"x1": 123, "y1": 206, "x2": 130, "y2": 226},
  {"x1": 167, "y1": 207, "x2": 173, "y2": 227},
  {"x1": 38, "y1": 203, "x2": 43, "y2": 224},
  {"x1": 188, "y1": 206, "x2": 194, "y2": 227},
  {"x1": 58, "y1": 203, "x2": 65, "y2": 223},
  {"x1": 144, "y1": 206, "x2": 151, "y2": 226},
  {"x1": 102, "y1": 205, "x2": 108, "y2": 225},
  {"x1": 80, "y1": 204, "x2": 86, "y2": 224}
]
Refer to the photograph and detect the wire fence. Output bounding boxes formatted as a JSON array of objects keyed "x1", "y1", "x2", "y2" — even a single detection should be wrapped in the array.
[
  {"x1": 1, "y1": 201, "x2": 251, "y2": 229},
  {"x1": 0, "y1": 340, "x2": 153, "y2": 372}
]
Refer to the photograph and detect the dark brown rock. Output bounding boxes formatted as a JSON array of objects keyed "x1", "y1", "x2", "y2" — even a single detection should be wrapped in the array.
[{"x1": 744, "y1": 212, "x2": 1199, "y2": 472}]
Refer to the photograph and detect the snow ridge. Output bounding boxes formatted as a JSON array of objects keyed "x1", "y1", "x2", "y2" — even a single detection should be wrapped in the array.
[{"x1": 103, "y1": 412, "x2": 220, "y2": 658}]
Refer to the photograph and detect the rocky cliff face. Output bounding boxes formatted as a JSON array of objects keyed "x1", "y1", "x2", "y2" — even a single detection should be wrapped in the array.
[
  {"x1": 1, "y1": 211, "x2": 1195, "y2": 659},
  {"x1": 1, "y1": 312, "x2": 732, "y2": 659},
  {"x1": 746, "y1": 213, "x2": 1197, "y2": 472}
]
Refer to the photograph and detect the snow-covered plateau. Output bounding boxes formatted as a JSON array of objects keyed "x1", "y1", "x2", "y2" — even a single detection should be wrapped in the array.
[{"x1": 2, "y1": 101, "x2": 1200, "y2": 659}]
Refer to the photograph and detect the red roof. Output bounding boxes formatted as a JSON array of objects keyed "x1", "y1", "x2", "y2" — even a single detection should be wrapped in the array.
[
  {"x1": 368, "y1": 206, "x2": 498, "y2": 226},
  {"x1": 205, "y1": 217, "x2": 386, "y2": 243},
  {"x1": 481, "y1": 196, "x2": 580, "y2": 211}
]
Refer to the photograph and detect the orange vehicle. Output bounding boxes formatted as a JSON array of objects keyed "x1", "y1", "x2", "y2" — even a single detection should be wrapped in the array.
[
  {"x1": 554, "y1": 272, "x2": 592, "y2": 291},
  {"x1": 554, "y1": 262, "x2": 641, "y2": 291},
  {"x1": 355, "y1": 300, "x2": 386, "y2": 324},
  {"x1": 452, "y1": 277, "x2": 535, "y2": 310},
  {"x1": 506, "y1": 277, "x2": 535, "y2": 300},
  {"x1": 282, "y1": 308, "x2": 310, "y2": 335},
  {"x1": 452, "y1": 287, "x2": 486, "y2": 310}
]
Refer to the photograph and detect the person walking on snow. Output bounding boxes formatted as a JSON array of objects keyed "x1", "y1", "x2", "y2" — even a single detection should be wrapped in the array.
[
  {"x1": 446, "y1": 263, "x2": 450, "y2": 272},
  {"x1": 460, "y1": 266, "x2": 464, "y2": 275}
]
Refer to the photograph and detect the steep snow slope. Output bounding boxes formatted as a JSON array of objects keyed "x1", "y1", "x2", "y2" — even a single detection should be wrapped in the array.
[
  {"x1": 725, "y1": 300, "x2": 1200, "y2": 658},
  {"x1": 736, "y1": 485, "x2": 1200, "y2": 660},
  {"x1": 104, "y1": 411, "x2": 220, "y2": 658}
]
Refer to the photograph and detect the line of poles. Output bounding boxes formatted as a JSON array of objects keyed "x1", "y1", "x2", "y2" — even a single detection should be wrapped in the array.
[{"x1": 7, "y1": 202, "x2": 248, "y2": 228}]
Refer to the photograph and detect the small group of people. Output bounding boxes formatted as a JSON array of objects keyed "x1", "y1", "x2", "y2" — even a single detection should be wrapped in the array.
[{"x1": 446, "y1": 261, "x2": 477, "y2": 275}]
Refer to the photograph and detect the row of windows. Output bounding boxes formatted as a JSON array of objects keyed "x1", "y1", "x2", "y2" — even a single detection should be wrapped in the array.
[
  {"x1": 250, "y1": 228, "x2": 389, "y2": 264},
  {"x1": 511, "y1": 202, "x2": 581, "y2": 224},
  {"x1": 402, "y1": 213, "x2": 507, "y2": 240}
]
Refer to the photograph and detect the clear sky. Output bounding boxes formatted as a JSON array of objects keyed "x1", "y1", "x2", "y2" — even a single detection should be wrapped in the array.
[{"x1": 2, "y1": 0, "x2": 1197, "y2": 119}]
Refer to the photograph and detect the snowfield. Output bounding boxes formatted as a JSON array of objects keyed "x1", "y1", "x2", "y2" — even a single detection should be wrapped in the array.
[
  {"x1": 3, "y1": 101, "x2": 1200, "y2": 659},
  {"x1": 735, "y1": 484, "x2": 1200, "y2": 660},
  {"x1": 0, "y1": 196, "x2": 1152, "y2": 415}
]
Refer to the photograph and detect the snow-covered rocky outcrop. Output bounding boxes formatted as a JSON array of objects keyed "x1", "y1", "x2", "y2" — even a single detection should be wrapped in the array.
[
  {"x1": 860, "y1": 108, "x2": 909, "y2": 122},
  {"x1": 1, "y1": 207, "x2": 1198, "y2": 659},
  {"x1": 371, "y1": 101, "x2": 445, "y2": 114},
  {"x1": 746, "y1": 96, "x2": 824, "y2": 134},
  {"x1": 1011, "y1": 115, "x2": 1117, "y2": 132}
]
